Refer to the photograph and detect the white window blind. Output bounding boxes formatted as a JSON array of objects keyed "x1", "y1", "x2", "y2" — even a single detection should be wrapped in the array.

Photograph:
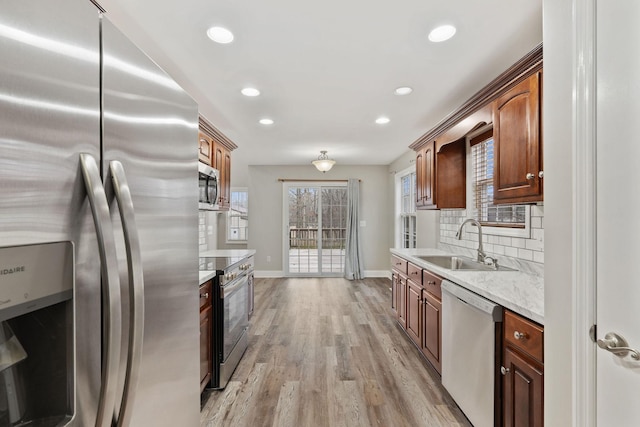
[
  {"x1": 471, "y1": 131, "x2": 526, "y2": 227},
  {"x1": 400, "y1": 172, "x2": 417, "y2": 248}
]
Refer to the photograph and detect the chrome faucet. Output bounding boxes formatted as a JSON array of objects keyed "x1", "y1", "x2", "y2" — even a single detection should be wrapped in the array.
[{"x1": 456, "y1": 218, "x2": 487, "y2": 263}]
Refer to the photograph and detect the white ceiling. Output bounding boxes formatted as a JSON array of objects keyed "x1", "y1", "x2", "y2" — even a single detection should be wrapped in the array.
[{"x1": 98, "y1": 0, "x2": 542, "y2": 171}]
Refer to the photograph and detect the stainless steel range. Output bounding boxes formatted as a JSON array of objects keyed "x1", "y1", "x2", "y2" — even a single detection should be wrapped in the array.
[{"x1": 199, "y1": 253, "x2": 254, "y2": 389}]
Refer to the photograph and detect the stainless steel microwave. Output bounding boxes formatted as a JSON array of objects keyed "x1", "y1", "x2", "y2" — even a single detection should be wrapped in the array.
[{"x1": 198, "y1": 163, "x2": 220, "y2": 210}]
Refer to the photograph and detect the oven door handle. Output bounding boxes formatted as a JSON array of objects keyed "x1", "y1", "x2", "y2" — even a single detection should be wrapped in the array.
[{"x1": 220, "y1": 275, "x2": 248, "y2": 298}]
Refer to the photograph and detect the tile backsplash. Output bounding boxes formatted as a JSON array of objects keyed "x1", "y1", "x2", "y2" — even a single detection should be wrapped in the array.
[
  {"x1": 199, "y1": 211, "x2": 218, "y2": 252},
  {"x1": 438, "y1": 205, "x2": 544, "y2": 276}
]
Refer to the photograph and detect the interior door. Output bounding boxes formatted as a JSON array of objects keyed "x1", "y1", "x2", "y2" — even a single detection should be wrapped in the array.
[{"x1": 596, "y1": 0, "x2": 640, "y2": 423}]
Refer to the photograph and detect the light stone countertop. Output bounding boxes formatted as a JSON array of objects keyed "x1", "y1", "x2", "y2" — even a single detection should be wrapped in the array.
[
  {"x1": 198, "y1": 249, "x2": 256, "y2": 285},
  {"x1": 391, "y1": 248, "x2": 544, "y2": 325}
]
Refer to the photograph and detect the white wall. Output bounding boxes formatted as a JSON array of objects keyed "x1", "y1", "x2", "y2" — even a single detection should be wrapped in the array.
[
  {"x1": 543, "y1": 0, "x2": 574, "y2": 425},
  {"x1": 248, "y1": 164, "x2": 391, "y2": 276}
]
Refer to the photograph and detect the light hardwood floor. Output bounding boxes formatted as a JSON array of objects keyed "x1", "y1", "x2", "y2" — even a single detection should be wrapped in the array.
[{"x1": 200, "y1": 277, "x2": 471, "y2": 427}]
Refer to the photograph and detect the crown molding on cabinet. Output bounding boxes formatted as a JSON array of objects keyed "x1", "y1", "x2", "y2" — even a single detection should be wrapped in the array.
[
  {"x1": 409, "y1": 43, "x2": 543, "y2": 151},
  {"x1": 199, "y1": 116, "x2": 238, "y2": 151}
]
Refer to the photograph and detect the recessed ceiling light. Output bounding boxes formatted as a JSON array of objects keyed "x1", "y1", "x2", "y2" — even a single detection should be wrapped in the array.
[
  {"x1": 376, "y1": 117, "x2": 390, "y2": 125},
  {"x1": 259, "y1": 118, "x2": 274, "y2": 125},
  {"x1": 241, "y1": 87, "x2": 260, "y2": 97},
  {"x1": 394, "y1": 87, "x2": 413, "y2": 96},
  {"x1": 207, "y1": 26, "x2": 234, "y2": 44},
  {"x1": 428, "y1": 25, "x2": 456, "y2": 43}
]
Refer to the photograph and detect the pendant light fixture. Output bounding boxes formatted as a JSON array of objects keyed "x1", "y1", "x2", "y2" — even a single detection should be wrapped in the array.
[{"x1": 312, "y1": 151, "x2": 336, "y2": 173}]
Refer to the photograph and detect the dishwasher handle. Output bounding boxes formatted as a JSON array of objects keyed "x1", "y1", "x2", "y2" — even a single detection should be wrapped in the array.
[{"x1": 441, "y1": 280, "x2": 503, "y2": 322}]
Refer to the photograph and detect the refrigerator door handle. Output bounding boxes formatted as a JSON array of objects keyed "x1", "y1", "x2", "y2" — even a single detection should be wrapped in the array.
[
  {"x1": 109, "y1": 160, "x2": 145, "y2": 427},
  {"x1": 79, "y1": 153, "x2": 122, "y2": 427}
]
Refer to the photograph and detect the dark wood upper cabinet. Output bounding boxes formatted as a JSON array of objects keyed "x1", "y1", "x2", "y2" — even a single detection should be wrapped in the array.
[
  {"x1": 493, "y1": 71, "x2": 543, "y2": 204},
  {"x1": 409, "y1": 44, "x2": 543, "y2": 210},
  {"x1": 415, "y1": 139, "x2": 465, "y2": 210},
  {"x1": 198, "y1": 132, "x2": 213, "y2": 166},
  {"x1": 199, "y1": 116, "x2": 237, "y2": 211}
]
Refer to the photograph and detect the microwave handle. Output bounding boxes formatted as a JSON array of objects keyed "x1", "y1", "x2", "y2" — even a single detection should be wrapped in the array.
[{"x1": 79, "y1": 153, "x2": 122, "y2": 427}]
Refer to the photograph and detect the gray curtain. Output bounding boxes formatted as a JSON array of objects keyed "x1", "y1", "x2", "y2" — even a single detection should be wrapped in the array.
[{"x1": 344, "y1": 178, "x2": 364, "y2": 280}]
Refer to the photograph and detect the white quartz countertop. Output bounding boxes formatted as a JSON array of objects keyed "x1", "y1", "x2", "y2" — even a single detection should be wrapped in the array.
[
  {"x1": 391, "y1": 248, "x2": 544, "y2": 325},
  {"x1": 198, "y1": 249, "x2": 256, "y2": 285},
  {"x1": 199, "y1": 249, "x2": 256, "y2": 258}
]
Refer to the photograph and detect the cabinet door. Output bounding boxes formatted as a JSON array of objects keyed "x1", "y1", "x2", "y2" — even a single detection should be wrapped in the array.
[
  {"x1": 502, "y1": 346, "x2": 543, "y2": 427},
  {"x1": 415, "y1": 149, "x2": 425, "y2": 208},
  {"x1": 422, "y1": 141, "x2": 436, "y2": 208},
  {"x1": 391, "y1": 271, "x2": 398, "y2": 314},
  {"x1": 406, "y1": 280, "x2": 422, "y2": 345},
  {"x1": 422, "y1": 292, "x2": 442, "y2": 374},
  {"x1": 397, "y1": 274, "x2": 407, "y2": 329},
  {"x1": 200, "y1": 305, "x2": 212, "y2": 391},
  {"x1": 493, "y1": 72, "x2": 542, "y2": 203},
  {"x1": 222, "y1": 148, "x2": 231, "y2": 209},
  {"x1": 198, "y1": 132, "x2": 213, "y2": 165}
]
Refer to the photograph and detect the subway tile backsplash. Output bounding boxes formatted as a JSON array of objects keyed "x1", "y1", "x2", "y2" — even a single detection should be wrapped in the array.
[{"x1": 438, "y1": 205, "x2": 544, "y2": 276}]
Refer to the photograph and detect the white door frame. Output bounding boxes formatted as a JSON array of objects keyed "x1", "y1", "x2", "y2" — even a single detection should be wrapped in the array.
[{"x1": 572, "y1": 0, "x2": 597, "y2": 425}]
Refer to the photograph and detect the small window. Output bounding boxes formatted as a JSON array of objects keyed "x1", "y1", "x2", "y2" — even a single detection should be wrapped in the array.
[
  {"x1": 400, "y1": 171, "x2": 417, "y2": 248},
  {"x1": 227, "y1": 188, "x2": 248, "y2": 242},
  {"x1": 470, "y1": 130, "x2": 527, "y2": 230}
]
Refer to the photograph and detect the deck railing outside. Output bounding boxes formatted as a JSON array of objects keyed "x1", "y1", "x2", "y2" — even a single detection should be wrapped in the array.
[{"x1": 288, "y1": 227, "x2": 346, "y2": 249}]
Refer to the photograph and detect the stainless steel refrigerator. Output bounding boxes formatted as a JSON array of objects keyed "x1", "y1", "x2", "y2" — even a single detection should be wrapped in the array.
[{"x1": 0, "y1": 1, "x2": 200, "y2": 426}]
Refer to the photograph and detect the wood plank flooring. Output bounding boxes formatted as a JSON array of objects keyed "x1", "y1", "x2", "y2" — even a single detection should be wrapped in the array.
[{"x1": 200, "y1": 277, "x2": 471, "y2": 427}]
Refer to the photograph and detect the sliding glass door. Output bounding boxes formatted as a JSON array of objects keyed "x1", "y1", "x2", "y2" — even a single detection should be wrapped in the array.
[{"x1": 285, "y1": 183, "x2": 347, "y2": 276}]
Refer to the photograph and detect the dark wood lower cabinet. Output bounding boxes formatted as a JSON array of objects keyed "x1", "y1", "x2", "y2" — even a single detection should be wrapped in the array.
[
  {"x1": 199, "y1": 280, "x2": 213, "y2": 393},
  {"x1": 406, "y1": 280, "x2": 422, "y2": 345},
  {"x1": 397, "y1": 273, "x2": 407, "y2": 329},
  {"x1": 502, "y1": 346, "x2": 543, "y2": 427},
  {"x1": 421, "y1": 292, "x2": 441, "y2": 373},
  {"x1": 200, "y1": 305, "x2": 212, "y2": 392}
]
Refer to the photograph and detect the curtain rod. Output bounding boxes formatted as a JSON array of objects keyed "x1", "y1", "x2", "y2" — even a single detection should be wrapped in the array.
[{"x1": 278, "y1": 178, "x2": 361, "y2": 182}]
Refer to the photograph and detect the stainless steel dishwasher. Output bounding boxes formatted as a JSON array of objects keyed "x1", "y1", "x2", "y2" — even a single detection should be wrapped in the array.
[{"x1": 441, "y1": 280, "x2": 502, "y2": 427}]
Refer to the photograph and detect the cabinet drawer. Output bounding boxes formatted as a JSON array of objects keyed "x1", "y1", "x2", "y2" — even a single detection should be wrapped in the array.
[
  {"x1": 504, "y1": 310, "x2": 544, "y2": 363},
  {"x1": 407, "y1": 262, "x2": 422, "y2": 284},
  {"x1": 199, "y1": 281, "x2": 212, "y2": 311},
  {"x1": 422, "y1": 269, "x2": 442, "y2": 299},
  {"x1": 391, "y1": 255, "x2": 407, "y2": 274}
]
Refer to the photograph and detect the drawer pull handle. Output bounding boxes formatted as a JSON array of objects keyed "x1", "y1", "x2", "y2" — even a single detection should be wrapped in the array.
[{"x1": 514, "y1": 330, "x2": 528, "y2": 340}]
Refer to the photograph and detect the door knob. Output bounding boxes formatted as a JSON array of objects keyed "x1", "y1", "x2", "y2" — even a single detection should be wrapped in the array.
[{"x1": 597, "y1": 332, "x2": 640, "y2": 360}]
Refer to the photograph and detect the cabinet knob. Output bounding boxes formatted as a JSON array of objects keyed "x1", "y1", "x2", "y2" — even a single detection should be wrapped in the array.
[
  {"x1": 427, "y1": 280, "x2": 436, "y2": 285},
  {"x1": 514, "y1": 330, "x2": 528, "y2": 340},
  {"x1": 538, "y1": 170, "x2": 544, "y2": 179},
  {"x1": 526, "y1": 173, "x2": 535, "y2": 180},
  {"x1": 500, "y1": 366, "x2": 510, "y2": 376},
  {"x1": 201, "y1": 292, "x2": 209, "y2": 299},
  {"x1": 411, "y1": 270, "x2": 418, "y2": 275}
]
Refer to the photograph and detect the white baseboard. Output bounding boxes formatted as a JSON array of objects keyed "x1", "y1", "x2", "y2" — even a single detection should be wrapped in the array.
[
  {"x1": 254, "y1": 270, "x2": 391, "y2": 279},
  {"x1": 254, "y1": 270, "x2": 285, "y2": 278},
  {"x1": 364, "y1": 270, "x2": 391, "y2": 279}
]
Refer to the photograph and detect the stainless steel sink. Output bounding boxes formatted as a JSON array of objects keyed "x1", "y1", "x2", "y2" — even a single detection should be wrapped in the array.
[{"x1": 416, "y1": 255, "x2": 516, "y2": 271}]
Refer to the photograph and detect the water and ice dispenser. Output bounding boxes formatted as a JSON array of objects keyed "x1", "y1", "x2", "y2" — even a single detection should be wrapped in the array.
[{"x1": 0, "y1": 242, "x2": 74, "y2": 427}]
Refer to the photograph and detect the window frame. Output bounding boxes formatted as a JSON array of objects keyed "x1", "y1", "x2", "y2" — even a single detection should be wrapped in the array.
[
  {"x1": 466, "y1": 126, "x2": 531, "y2": 239},
  {"x1": 226, "y1": 187, "x2": 248, "y2": 243},
  {"x1": 395, "y1": 166, "x2": 417, "y2": 248}
]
